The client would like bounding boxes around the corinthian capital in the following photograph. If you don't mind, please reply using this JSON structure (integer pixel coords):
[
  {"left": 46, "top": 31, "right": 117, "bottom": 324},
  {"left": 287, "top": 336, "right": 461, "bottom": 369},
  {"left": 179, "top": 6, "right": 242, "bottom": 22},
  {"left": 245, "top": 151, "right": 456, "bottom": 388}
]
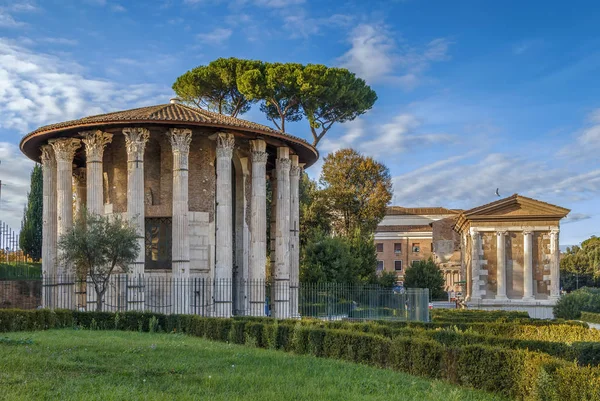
[
  {"left": 250, "top": 139, "right": 268, "bottom": 164},
  {"left": 167, "top": 128, "right": 192, "bottom": 154},
  {"left": 49, "top": 138, "right": 81, "bottom": 162},
  {"left": 216, "top": 132, "right": 235, "bottom": 159},
  {"left": 40, "top": 144, "right": 56, "bottom": 167},
  {"left": 123, "top": 127, "right": 150, "bottom": 161},
  {"left": 80, "top": 130, "right": 113, "bottom": 162}
]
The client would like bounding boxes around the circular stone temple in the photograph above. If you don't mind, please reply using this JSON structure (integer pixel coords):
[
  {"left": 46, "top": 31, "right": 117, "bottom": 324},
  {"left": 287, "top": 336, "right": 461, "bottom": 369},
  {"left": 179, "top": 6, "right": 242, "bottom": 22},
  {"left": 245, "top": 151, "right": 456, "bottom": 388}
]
[{"left": 20, "top": 99, "right": 318, "bottom": 318}]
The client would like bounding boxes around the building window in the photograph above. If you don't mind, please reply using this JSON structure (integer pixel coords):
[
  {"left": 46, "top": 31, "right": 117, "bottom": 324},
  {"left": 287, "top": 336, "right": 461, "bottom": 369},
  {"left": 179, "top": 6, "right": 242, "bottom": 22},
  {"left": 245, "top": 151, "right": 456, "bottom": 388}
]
[
  {"left": 377, "top": 260, "right": 384, "bottom": 272},
  {"left": 412, "top": 243, "right": 421, "bottom": 253},
  {"left": 394, "top": 243, "right": 402, "bottom": 254},
  {"left": 145, "top": 217, "right": 172, "bottom": 270},
  {"left": 394, "top": 260, "right": 402, "bottom": 271},
  {"left": 411, "top": 260, "right": 419, "bottom": 267},
  {"left": 376, "top": 243, "right": 384, "bottom": 252}
]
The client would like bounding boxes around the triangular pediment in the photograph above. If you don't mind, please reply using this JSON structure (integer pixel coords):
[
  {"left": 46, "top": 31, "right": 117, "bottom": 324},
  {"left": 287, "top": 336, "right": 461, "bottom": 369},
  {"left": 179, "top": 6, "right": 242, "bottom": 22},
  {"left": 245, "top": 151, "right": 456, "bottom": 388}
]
[{"left": 463, "top": 194, "right": 570, "bottom": 219}]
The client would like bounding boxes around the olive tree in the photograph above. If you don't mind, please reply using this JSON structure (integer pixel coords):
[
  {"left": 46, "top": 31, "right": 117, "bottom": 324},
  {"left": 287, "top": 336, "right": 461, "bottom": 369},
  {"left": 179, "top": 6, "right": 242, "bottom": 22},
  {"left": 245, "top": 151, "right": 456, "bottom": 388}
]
[{"left": 58, "top": 212, "right": 140, "bottom": 311}]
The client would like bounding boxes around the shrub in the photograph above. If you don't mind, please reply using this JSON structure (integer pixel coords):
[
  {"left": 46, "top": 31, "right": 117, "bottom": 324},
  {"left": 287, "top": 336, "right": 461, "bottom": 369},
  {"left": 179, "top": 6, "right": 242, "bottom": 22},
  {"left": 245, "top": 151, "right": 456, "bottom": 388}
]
[{"left": 581, "top": 311, "right": 600, "bottom": 324}]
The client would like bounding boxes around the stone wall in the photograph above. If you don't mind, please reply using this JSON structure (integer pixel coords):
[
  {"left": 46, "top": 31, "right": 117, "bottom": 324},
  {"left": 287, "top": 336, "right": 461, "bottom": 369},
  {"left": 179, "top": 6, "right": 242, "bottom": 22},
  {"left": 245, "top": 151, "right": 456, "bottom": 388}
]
[
  {"left": 0, "top": 280, "right": 42, "bottom": 309},
  {"left": 481, "top": 232, "right": 495, "bottom": 298},
  {"left": 534, "top": 231, "right": 551, "bottom": 298},
  {"left": 506, "top": 232, "right": 524, "bottom": 298}
]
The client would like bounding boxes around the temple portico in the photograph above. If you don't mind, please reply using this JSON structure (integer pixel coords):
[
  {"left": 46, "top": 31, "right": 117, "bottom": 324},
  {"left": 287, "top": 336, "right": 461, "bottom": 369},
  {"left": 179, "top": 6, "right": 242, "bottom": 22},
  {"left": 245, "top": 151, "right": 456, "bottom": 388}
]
[{"left": 22, "top": 100, "right": 318, "bottom": 316}]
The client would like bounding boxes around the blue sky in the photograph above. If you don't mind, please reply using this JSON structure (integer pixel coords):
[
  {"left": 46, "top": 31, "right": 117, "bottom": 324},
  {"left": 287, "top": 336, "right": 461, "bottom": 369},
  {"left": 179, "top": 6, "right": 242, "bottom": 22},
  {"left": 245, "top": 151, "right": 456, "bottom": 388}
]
[{"left": 0, "top": 0, "right": 598, "bottom": 246}]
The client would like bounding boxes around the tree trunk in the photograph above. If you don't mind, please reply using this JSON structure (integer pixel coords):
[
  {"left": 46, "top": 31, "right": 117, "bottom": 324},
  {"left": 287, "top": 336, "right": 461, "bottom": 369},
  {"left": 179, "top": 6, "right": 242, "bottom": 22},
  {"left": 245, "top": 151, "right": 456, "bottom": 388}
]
[{"left": 96, "top": 287, "right": 106, "bottom": 312}]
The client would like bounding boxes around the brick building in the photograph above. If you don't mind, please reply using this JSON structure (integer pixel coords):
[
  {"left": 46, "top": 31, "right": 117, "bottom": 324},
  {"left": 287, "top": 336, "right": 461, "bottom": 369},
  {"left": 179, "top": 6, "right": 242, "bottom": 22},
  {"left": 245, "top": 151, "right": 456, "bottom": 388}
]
[{"left": 374, "top": 207, "right": 459, "bottom": 286}]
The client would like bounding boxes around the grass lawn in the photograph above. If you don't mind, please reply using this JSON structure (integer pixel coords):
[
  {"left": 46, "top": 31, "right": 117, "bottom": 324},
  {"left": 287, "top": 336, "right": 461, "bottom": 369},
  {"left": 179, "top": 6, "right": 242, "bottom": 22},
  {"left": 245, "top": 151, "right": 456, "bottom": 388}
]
[{"left": 0, "top": 330, "right": 507, "bottom": 401}]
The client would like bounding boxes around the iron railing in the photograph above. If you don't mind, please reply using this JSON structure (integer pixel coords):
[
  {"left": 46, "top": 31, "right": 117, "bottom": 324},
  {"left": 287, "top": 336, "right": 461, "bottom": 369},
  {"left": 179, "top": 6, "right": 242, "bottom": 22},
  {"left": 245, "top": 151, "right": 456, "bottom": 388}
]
[{"left": 1, "top": 274, "right": 430, "bottom": 322}]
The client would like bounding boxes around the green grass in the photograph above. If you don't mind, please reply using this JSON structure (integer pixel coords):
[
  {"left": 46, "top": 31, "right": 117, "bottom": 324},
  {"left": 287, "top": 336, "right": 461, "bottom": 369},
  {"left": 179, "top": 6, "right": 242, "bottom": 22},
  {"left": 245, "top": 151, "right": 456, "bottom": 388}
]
[{"left": 0, "top": 329, "right": 507, "bottom": 401}]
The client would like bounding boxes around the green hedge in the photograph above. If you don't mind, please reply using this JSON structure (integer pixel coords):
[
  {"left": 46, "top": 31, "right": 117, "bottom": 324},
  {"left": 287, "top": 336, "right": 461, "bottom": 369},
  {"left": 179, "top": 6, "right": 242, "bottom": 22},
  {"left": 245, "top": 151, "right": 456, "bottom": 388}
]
[
  {"left": 582, "top": 312, "right": 600, "bottom": 324},
  {"left": 2, "top": 309, "right": 600, "bottom": 400}
]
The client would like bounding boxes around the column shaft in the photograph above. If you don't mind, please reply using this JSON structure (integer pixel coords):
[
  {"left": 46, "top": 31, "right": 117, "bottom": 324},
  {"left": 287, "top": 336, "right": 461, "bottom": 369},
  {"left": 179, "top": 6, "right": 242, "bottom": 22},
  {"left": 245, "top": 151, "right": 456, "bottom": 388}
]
[
  {"left": 523, "top": 230, "right": 534, "bottom": 301},
  {"left": 470, "top": 228, "right": 480, "bottom": 301},
  {"left": 496, "top": 231, "right": 508, "bottom": 300},
  {"left": 168, "top": 128, "right": 192, "bottom": 314},
  {"left": 273, "top": 147, "right": 291, "bottom": 319},
  {"left": 41, "top": 145, "right": 57, "bottom": 308},
  {"left": 249, "top": 139, "right": 268, "bottom": 316},
  {"left": 215, "top": 133, "right": 235, "bottom": 317},
  {"left": 123, "top": 128, "right": 149, "bottom": 277},
  {"left": 550, "top": 228, "right": 560, "bottom": 300},
  {"left": 73, "top": 168, "right": 86, "bottom": 221},
  {"left": 49, "top": 138, "right": 81, "bottom": 309},
  {"left": 289, "top": 155, "right": 301, "bottom": 317},
  {"left": 81, "top": 130, "right": 112, "bottom": 216}
]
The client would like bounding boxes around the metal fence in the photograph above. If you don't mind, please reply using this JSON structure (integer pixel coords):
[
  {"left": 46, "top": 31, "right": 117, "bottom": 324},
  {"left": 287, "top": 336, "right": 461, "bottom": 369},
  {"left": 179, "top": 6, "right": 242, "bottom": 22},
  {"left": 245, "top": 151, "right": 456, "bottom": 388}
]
[
  {"left": 1, "top": 274, "right": 430, "bottom": 322},
  {"left": 0, "top": 220, "right": 30, "bottom": 266}
]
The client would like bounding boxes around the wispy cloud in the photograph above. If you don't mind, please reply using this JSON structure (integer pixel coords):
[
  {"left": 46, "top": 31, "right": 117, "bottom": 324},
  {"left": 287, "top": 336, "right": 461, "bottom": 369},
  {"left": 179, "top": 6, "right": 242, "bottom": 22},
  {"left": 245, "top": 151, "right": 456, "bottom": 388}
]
[
  {"left": 320, "top": 113, "right": 455, "bottom": 156},
  {"left": 0, "top": 38, "right": 168, "bottom": 134},
  {"left": 111, "top": 3, "right": 126, "bottom": 12},
  {"left": 563, "top": 213, "right": 592, "bottom": 224},
  {"left": 338, "top": 23, "right": 451, "bottom": 88},
  {"left": 39, "top": 37, "right": 78, "bottom": 46},
  {"left": 560, "top": 108, "right": 600, "bottom": 159},
  {"left": 513, "top": 39, "right": 544, "bottom": 55},
  {"left": 196, "top": 28, "right": 232, "bottom": 45}
]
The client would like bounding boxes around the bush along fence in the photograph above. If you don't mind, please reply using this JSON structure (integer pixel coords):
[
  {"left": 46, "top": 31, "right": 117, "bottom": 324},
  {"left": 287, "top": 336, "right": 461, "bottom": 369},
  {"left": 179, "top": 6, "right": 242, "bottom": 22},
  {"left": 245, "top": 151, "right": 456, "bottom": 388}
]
[
  {"left": 3, "top": 275, "right": 430, "bottom": 322},
  {"left": 1, "top": 309, "right": 599, "bottom": 400}
]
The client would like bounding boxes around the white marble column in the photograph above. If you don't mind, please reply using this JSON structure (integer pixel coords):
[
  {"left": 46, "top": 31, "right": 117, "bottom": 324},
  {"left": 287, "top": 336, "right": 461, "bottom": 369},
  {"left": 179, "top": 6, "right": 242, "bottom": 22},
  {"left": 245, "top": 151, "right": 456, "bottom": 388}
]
[
  {"left": 73, "top": 168, "right": 86, "bottom": 221},
  {"left": 523, "top": 229, "right": 534, "bottom": 301},
  {"left": 470, "top": 227, "right": 481, "bottom": 301},
  {"left": 549, "top": 228, "right": 560, "bottom": 300},
  {"left": 81, "top": 130, "right": 112, "bottom": 216},
  {"left": 249, "top": 139, "right": 268, "bottom": 316},
  {"left": 496, "top": 230, "right": 508, "bottom": 300},
  {"left": 289, "top": 155, "right": 301, "bottom": 317},
  {"left": 168, "top": 128, "right": 192, "bottom": 314},
  {"left": 273, "top": 146, "right": 291, "bottom": 319},
  {"left": 41, "top": 145, "right": 57, "bottom": 308},
  {"left": 123, "top": 128, "right": 149, "bottom": 311},
  {"left": 215, "top": 132, "right": 235, "bottom": 317},
  {"left": 49, "top": 138, "right": 81, "bottom": 309}
]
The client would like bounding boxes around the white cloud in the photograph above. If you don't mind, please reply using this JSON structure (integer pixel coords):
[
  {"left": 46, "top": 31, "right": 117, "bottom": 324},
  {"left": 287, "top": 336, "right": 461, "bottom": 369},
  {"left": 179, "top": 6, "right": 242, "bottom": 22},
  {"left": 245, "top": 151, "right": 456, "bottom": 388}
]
[
  {"left": 0, "top": 11, "right": 25, "bottom": 27},
  {"left": 563, "top": 213, "right": 592, "bottom": 224},
  {"left": 391, "top": 152, "right": 600, "bottom": 209},
  {"left": 283, "top": 12, "right": 353, "bottom": 39},
  {"left": 196, "top": 28, "right": 232, "bottom": 45},
  {"left": 0, "top": 38, "right": 168, "bottom": 133},
  {"left": 0, "top": 141, "right": 35, "bottom": 230},
  {"left": 338, "top": 23, "right": 451, "bottom": 88},
  {"left": 111, "top": 4, "right": 126, "bottom": 12},
  {"left": 39, "top": 37, "right": 78, "bottom": 46},
  {"left": 253, "top": 0, "right": 304, "bottom": 7},
  {"left": 560, "top": 108, "right": 600, "bottom": 159},
  {"left": 320, "top": 113, "right": 455, "bottom": 157}
]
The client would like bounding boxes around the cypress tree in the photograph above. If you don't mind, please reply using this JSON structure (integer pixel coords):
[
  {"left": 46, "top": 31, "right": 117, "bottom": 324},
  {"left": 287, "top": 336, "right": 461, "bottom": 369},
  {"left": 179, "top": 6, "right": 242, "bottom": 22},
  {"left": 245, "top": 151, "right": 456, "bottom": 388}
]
[{"left": 19, "top": 165, "right": 43, "bottom": 262}]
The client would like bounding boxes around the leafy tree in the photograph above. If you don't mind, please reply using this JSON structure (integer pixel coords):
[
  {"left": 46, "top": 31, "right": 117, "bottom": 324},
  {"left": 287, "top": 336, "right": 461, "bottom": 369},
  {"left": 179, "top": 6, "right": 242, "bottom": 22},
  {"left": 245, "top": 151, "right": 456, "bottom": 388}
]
[
  {"left": 239, "top": 62, "right": 303, "bottom": 132},
  {"left": 172, "top": 57, "right": 260, "bottom": 117},
  {"left": 19, "top": 165, "right": 43, "bottom": 262},
  {"left": 403, "top": 259, "right": 446, "bottom": 300},
  {"left": 298, "top": 65, "right": 377, "bottom": 147},
  {"left": 561, "top": 236, "right": 600, "bottom": 278},
  {"left": 377, "top": 271, "right": 398, "bottom": 288},
  {"left": 300, "top": 233, "right": 359, "bottom": 284},
  {"left": 319, "top": 148, "right": 393, "bottom": 237},
  {"left": 58, "top": 212, "right": 140, "bottom": 311},
  {"left": 299, "top": 172, "right": 331, "bottom": 247}
]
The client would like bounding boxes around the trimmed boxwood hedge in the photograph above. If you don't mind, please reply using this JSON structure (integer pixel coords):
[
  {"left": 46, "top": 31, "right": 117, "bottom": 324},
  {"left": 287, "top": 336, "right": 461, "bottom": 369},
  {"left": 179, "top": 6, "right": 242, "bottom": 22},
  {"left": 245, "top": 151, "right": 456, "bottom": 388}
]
[
  {"left": 1, "top": 309, "right": 600, "bottom": 400},
  {"left": 582, "top": 311, "right": 600, "bottom": 324}
]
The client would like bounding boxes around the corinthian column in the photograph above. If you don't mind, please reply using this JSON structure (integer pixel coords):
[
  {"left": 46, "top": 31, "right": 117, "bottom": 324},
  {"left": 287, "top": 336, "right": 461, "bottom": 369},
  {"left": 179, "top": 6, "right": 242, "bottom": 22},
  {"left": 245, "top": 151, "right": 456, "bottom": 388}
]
[
  {"left": 81, "top": 130, "right": 112, "bottom": 216},
  {"left": 168, "top": 128, "right": 192, "bottom": 314},
  {"left": 123, "top": 128, "right": 149, "bottom": 312},
  {"left": 215, "top": 132, "right": 235, "bottom": 317},
  {"left": 249, "top": 139, "right": 268, "bottom": 316},
  {"left": 41, "top": 145, "right": 57, "bottom": 308},
  {"left": 289, "top": 155, "right": 301, "bottom": 317},
  {"left": 470, "top": 227, "right": 481, "bottom": 301},
  {"left": 49, "top": 138, "right": 81, "bottom": 309},
  {"left": 523, "top": 229, "right": 534, "bottom": 301},
  {"left": 123, "top": 128, "right": 150, "bottom": 276},
  {"left": 273, "top": 146, "right": 291, "bottom": 319},
  {"left": 496, "top": 231, "right": 508, "bottom": 300},
  {"left": 549, "top": 228, "right": 560, "bottom": 301}
]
